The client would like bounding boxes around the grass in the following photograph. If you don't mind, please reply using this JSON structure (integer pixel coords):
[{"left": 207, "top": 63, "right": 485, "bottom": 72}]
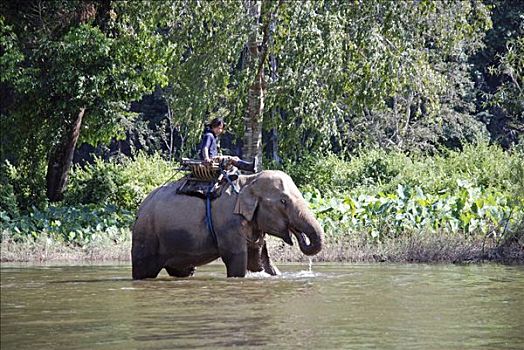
[
  {"left": 0, "top": 230, "right": 131, "bottom": 263},
  {"left": 2, "top": 228, "right": 522, "bottom": 264},
  {"left": 267, "top": 232, "right": 524, "bottom": 264}
]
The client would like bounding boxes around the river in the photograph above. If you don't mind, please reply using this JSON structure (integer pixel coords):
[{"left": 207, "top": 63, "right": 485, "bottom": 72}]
[{"left": 1, "top": 263, "right": 523, "bottom": 349}]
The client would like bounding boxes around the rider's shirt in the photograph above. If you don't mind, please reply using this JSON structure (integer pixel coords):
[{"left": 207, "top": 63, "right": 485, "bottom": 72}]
[{"left": 199, "top": 127, "right": 218, "bottom": 159}]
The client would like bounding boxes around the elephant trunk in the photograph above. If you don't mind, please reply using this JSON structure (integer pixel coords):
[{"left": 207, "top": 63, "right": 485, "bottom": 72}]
[{"left": 291, "top": 208, "right": 324, "bottom": 256}]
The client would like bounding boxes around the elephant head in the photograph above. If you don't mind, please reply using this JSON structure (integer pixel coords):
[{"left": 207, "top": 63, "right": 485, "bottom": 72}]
[{"left": 234, "top": 170, "right": 323, "bottom": 255}]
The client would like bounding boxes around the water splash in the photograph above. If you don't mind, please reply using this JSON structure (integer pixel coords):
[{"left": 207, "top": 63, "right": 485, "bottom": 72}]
[
  {"left": 246, "top": 271, "right": 274, "bottom": 279},
  {"left": 246, "top": 260, "right": 317, "bottom": 279},
  {"left": 291, "top": 258, "right": 317, "bottom": 278}
]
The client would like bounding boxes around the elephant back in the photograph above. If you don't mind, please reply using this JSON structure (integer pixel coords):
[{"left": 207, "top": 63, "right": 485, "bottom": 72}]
[{"left": 176, "top": 176, "right": 227, "bottom": 200}]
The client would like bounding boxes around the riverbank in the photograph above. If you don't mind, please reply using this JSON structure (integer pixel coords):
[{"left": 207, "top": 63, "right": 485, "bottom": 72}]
[
  {"left": 268, "top": 233, "right": 524, "bottom": 264},
  {"left": 2, "top": 231, "right": 522, "bottom": 264}
]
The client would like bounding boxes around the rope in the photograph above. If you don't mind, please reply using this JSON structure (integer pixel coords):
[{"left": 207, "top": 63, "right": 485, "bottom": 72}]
[{"left": 159, "top": 168, "right": 182, "bottom": 187}]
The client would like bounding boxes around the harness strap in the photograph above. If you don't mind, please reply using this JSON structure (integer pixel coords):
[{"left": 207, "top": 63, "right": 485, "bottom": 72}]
[
  {"left": 205, "top": 184, "right": 218, "bottom": 245},
  {"left": 221, "top": 169, "right": 240, "bottom": 194},
  {"left": 204, "top": 165, "right": 240, "bottom": 246}
]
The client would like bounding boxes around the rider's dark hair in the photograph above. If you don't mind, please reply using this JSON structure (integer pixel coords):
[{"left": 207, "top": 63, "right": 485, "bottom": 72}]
[{"left": 207, "top": 117, "right": 226, "bottom": 129}]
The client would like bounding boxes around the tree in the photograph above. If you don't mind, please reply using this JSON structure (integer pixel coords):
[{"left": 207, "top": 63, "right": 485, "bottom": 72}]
[
  {"left": 1, "top": 0, "right": 508, "bottom": 210},
  {"left": 1, "top": 1, "right": 171, "bottom": 202},
  {"left": 488, "top": 36, "right": 524, "bottom": 131},
  {"left": 261, "top": 0, "right": 492, "bottom": 156},
  {"left": 128, "top": 0, "right": 494, "bottom": 162},
  {"left": 473, "top": 0, "right": 524, "bottom": 147},
  {"left": 134, "top": 1, "right": 251, "bottom": 160}
]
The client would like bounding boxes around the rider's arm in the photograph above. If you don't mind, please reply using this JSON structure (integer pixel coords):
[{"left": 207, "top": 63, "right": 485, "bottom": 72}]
[{"left": 202, "top": 147, "right": 211, "bottom": 163}]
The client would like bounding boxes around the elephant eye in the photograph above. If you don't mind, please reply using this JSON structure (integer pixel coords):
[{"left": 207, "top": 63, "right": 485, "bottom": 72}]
[{"left": 280, "top": 198, "right": 287, "bottom": 205}]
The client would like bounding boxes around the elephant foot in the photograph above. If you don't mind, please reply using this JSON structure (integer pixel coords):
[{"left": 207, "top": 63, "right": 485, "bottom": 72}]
[
  {"left": 165, "top": 266, "right": 196, "bottom": 278},
  {"left": 132, "top": 257, "right": 163, "bottom": 280}
]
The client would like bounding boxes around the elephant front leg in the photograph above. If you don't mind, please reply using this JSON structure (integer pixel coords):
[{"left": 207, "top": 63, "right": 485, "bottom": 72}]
[
  {"left": 260, "top": 242, "right": 280, "bottom": 276},
  {"left": 247, "top": 240, "right": 280, "bottom": 276},
  {"left": 222, "top": 252, "right": 247, "bottom": 277},
  {"left": 247, "top": 244, "right": 264, "bottom": 272}
]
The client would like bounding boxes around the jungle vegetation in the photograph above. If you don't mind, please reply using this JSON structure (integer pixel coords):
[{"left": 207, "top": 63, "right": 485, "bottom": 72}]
[{"left": 1, "top": 0, "right": 523, "bottom": 261}]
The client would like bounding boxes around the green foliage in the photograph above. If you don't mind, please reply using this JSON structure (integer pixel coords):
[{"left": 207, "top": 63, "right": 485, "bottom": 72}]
[
  {"left": 1, "top": 1, "right": 172, "bottom": 203},
  {"left": 1, "top": 1, "right": 522, "bottom": 255},
  {"left": 277, "top": 153, "right": 343, "bottom": 193},
  {"left": 266, "top": 0, "right": 493, "bottom": 155},
  {"left": 2, "top": 152, "right": 179, "bottom": 244},
  {"left": 3, "top": 145, "right": 521, "bottom": 251},
  {"left": 65, "top": 158, "right": 136, "bottom": 210},
  {"left": 0, "top": 16, "right": 24, "bottom": 84},
  {"left": 151, "top": 0, "right": 251, "bottom": 157},
  {"left": 306, "top": 182, "right": 522, "bottom": 243},
  {"left": 65, "top": 152, "right": 180, "bottom": 211},
  {"left": 0, "top": 160, "right": 47, "bottom": 216},
  {"left": 0, "top": 162, "right": 19, "bottom": 221},
  {"left": 488, "top": 36, "right": 524, "bottom": 118},
  {"left": 283, "top": 143, "right": 524, "bottom": 241},
  {"left": 2, "top": 204, "right": 133, "bottom": 246},
  {"left": 117, "top": 0, "right": 498, "bottom": 160},
  {"left": 283, "top": 141, "right": 520, "bottom": 196},
  {"left": 279, "top": 149, "right": 401, "bottom": 194},
  {"left": 472, "top": 0, "right": 524, "bottom": 146}
]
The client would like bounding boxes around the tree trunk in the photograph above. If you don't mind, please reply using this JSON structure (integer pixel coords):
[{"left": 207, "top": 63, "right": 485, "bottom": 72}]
[
  {"left": 268, "top": 126, "right": 282, "bottom": 164},
  {"left": 267, "top": 37, "right": 280, "bottom": 163},
  {"left": 242, "top": 0, "right": 263, "bottom": 170},
  {"left": 242, "top": 0, "right": 282, "bottom": 172},
  {"left": 44, "top": 1, "right": 112, "bottom": 202},
  {"left": 46, "top": 108, "right": 85, "bottom": 202},
  {"left": 244, "top": 71, "right": 265, "bottom": 170}
]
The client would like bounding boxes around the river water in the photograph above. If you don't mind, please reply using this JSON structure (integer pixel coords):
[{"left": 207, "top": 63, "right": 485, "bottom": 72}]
[{"left": 1, "top": 263, "right": 523, "bottom": 350}]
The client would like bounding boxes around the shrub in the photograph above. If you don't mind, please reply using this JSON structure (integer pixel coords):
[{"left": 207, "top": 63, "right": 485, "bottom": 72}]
[
  {"left": 0, "top": 159, "right": 47, "bottom": 215},
  {"left": 4, "top": 142, "right": 521, "bottom": 250},
  {"left": 65, "top": 152, "right": 181, "bottom": 211},
  {"left": 278, "top": 142, "right": 523, "bottom": 243},
  {"left": 305, "top": 183, "right": 523, "bottom": 243},
  {"left": 2, "top": 152, "right": 182, "bottom": 244},
  {"left": 279, "top": 141, "right": 522, "bottom": 198},
  {"left": 0, "top": 161, "right": 19, "bottom": 221}
]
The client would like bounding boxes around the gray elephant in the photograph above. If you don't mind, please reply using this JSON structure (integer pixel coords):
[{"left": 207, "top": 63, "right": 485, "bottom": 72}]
[{"left": 131, "top": 170, "right": 324, "bottom": 279}]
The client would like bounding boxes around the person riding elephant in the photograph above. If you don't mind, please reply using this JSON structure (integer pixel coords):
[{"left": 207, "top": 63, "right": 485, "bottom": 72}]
[
  {"left": 131, "top": 170, "right": 324, "bottom": 279},
  {"left": 199, "top": 117, "right": 256, "bottom": 172}
]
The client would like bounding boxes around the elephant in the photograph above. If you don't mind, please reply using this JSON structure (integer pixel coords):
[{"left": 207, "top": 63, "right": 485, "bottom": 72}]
[{"left": 131, "top": 170, "right": 324, "bottom": 279}]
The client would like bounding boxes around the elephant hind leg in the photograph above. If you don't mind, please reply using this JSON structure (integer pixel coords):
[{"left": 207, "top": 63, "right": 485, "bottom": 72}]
[
  {"left": 132, "top": 255, "right": 163, "bottom": 279},
  {"left": 131, "top": 231, "right": 162, "bottom": 280},
  {"left": 165, "top": 266, "right": 196, "bottom": 278}
]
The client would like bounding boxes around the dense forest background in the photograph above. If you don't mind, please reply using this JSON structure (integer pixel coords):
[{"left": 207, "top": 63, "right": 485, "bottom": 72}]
[{"left": 1, "top": 0, "right": 523, "bottom": 259}]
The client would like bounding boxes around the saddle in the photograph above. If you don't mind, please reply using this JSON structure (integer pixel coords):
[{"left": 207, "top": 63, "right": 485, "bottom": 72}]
[{"left": 176, "top": 158, "right": 238, "bottom": 199}]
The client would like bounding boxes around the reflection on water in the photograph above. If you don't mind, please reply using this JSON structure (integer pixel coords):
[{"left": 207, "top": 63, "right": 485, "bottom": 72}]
[{"left": 1, "top": 263, "right": 523, "bottom": 349}]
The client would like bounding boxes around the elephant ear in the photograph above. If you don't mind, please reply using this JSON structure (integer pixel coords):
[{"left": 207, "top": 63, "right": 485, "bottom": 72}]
[{"left": 234, "top": 186, "right": 259, "bottom": 222}]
